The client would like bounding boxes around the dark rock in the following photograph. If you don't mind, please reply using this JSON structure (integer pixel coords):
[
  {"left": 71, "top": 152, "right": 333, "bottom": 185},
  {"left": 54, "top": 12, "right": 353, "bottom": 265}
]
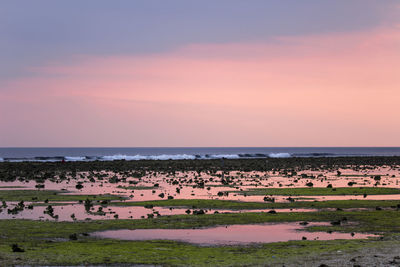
[
  {"left": 11, "top": 244, "right": 24, "bottom": 252},
  {"left": 69, "top": 233, "right": 78, "bottom": 240}
]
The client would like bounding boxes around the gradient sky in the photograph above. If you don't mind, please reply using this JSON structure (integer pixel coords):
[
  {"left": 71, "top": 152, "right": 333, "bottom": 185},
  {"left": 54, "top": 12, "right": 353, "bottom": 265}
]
[{"left": 1, "top": 0, "right": 399, "bottom": 147}]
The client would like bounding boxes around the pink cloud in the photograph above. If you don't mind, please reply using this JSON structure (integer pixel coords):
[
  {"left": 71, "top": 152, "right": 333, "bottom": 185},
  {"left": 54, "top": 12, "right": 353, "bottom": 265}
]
[{"left": 1, "top": 26, "right": 400, "bottom": 146}]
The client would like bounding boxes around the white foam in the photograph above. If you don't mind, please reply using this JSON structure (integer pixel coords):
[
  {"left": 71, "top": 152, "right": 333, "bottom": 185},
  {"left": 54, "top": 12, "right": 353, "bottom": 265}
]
[
  {"left": 101, "top": 154, "right": 144, "bottom": 161},
  {"left": 65, "top": 156, "right": 86, "bottom": 161},
  {"left": 206, "top": 154, "right": 241, "bottom": 159},
  {"left": 268, "top": 153, "right": 291, "bottom": 158},
  {"left": 0, "top": 152, "right": 294, "bottom": 162},
  {"left": 101, "top": 154, "right": 197, "bottom": 161},
  {"left": 148, "top": 154, "right": 196, "bottom": 160}
]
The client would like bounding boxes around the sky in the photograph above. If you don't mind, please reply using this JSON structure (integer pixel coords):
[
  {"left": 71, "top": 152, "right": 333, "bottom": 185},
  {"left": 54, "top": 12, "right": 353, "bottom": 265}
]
[{"left": 0, "top": 0, "right": 399, "bottom": 147}]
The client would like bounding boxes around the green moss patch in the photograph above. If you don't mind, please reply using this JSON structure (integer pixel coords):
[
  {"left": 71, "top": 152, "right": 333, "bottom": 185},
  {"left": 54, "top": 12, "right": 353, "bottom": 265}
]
[
  {"left": 109, "top": 198, "right": 400, "bottom": 210},
  {"left": 233, "top": 187, "right": 400, "bottom": 196},
  {"left": 0, "top": 238, "right": 384, "bottom": 266},
  {"left": 0, "top": 189, "right": 124, "bottom": 202},
  {"left": 1, "top": 208, "right": 400, "bottom": 265}
]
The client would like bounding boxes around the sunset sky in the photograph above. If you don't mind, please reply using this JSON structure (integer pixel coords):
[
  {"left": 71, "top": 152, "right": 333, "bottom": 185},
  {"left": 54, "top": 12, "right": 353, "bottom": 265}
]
[{"left": 1, "top": 0, "right": 399, "bottom": 147}]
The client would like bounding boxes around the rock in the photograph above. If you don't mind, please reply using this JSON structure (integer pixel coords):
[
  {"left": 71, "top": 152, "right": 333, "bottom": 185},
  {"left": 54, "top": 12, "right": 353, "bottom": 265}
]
[
  {"left": 263, "top": 196, "right": 275, "bottom": 202},
  {"left": 330, "top": 220, "right": 341, "bottom": 226},
  {"left": 11, "top": 244, "right": 24, "bottom": 252},
  {"left": 193, "top": 209, "right": 205, "bottom": 215}
]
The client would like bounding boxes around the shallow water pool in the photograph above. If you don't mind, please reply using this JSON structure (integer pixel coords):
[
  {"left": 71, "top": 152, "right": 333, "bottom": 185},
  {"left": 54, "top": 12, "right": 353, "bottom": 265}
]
[{"left": 92, "top": 222, "right": 377, "bottom": 245}]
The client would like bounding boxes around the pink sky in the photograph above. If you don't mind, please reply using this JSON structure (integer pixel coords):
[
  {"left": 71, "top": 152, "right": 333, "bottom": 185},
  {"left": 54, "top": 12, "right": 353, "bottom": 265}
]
[{"left": 1, "top": 25, "right": 400, "bottom": 146}]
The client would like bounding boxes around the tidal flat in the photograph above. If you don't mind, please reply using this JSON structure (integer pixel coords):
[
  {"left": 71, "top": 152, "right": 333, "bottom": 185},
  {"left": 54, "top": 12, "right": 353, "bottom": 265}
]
[{"left": 1, "top": 157, "right": 400, "bottom": 266}]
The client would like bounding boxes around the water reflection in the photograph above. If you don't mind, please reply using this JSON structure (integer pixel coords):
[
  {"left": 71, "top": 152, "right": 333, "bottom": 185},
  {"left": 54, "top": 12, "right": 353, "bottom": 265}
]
[
  {"left": 0, "top": 166, "right": 399, "bottom": 220},
  {"left": 92, "top": 222, "right": 377, "bottom": 245}
]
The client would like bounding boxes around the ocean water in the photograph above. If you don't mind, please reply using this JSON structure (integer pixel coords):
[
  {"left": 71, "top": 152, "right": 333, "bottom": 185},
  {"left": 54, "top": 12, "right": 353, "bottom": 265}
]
[{"left": 0, "top": 147, "right": 399, "bottom": 162}]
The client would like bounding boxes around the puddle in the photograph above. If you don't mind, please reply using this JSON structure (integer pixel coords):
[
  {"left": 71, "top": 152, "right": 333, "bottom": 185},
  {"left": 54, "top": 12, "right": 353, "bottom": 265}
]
[
  {"left": 1, "top": 166, "right": 400, "bottom": 220},
  {"left": 91, "top": 222, "right": 377, "bottom": 245},
  {"left": 0, "top": 203, "right": 316, "bottom": 221}
]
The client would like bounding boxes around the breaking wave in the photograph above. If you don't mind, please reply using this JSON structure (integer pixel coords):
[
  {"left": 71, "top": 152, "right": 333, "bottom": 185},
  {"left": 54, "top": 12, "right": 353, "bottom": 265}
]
[
  {"left": 101, "top": 154, "right": 198, "bottom": 161},
  {"left": 0, "top": 153, "right": 284, "bottom": 162},
  {"left": 0, "top": 151, "right": 392, "bottom": 162},
  {"left": 268, "top": 153, "right": 291, "bottom": 158},
  {"left": 65, "top": 156, "right": 87, "bottom": 161}
]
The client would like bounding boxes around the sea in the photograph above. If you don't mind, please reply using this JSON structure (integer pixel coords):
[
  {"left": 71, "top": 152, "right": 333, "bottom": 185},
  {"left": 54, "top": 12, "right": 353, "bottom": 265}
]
[{"left": 0, "top": 147, "right": 400, "bottom": 162}]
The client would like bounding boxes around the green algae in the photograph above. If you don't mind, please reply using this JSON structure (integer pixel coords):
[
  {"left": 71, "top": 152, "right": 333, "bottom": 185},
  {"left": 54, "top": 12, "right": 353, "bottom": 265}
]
[
  {"left": 1, "top": 206, "right": 400, "bottom": 266},
  {"left": 0, "top": 209, "right": 397, "bottom": 266},
  {"left": 110, "top": 198, "right": 400, "bottom": 210},
  {"left": 0, "top": 238, "right": 386, "bottom": 266},
  {"left": 232, "top": 187, "right": 400, "bottom": 196},
  {"left": 0, "top": 189, "right": 124, "bottom": 202}
]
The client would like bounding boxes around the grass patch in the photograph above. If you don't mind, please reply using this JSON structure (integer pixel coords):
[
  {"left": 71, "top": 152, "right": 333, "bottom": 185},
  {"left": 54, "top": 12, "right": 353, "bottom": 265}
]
[
  {"left": 0, "top": 190, "right": 124, "bottom": 202},
  {"left": 110, "top": 199, "right": 276, "bottom": 209},
  {"left": 232, "top": 187, "right": 400, "bottom": 196},
  {"left": 110, "top": 199, "right": 400, "bottom": 210},
  {"left": 1, "top": 210, "right": 399, "bottom": 237},
  {"left": 1, "top": 209, "right": 399, "bottom": 265},
  {"left": 0, "top": 237, "right": 385, "bottom": 266}
]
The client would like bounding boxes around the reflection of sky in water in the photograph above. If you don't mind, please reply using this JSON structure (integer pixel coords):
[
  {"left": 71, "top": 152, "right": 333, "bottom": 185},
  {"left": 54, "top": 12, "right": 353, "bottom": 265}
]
[
  {"left": 0, "top": 166, "right": 400, "bottom": 220},
  {"left": 0, "top": 204, "right": 316, "bottom": 221},
  {"left": 92, "top": 222, "right": 378, "bottom": 245}
]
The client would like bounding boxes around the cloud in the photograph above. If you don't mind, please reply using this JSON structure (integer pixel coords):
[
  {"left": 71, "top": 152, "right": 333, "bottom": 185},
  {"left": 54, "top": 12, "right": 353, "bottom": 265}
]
[{"left": 1, "top": 25, "right": 400, "bottom": 146}]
